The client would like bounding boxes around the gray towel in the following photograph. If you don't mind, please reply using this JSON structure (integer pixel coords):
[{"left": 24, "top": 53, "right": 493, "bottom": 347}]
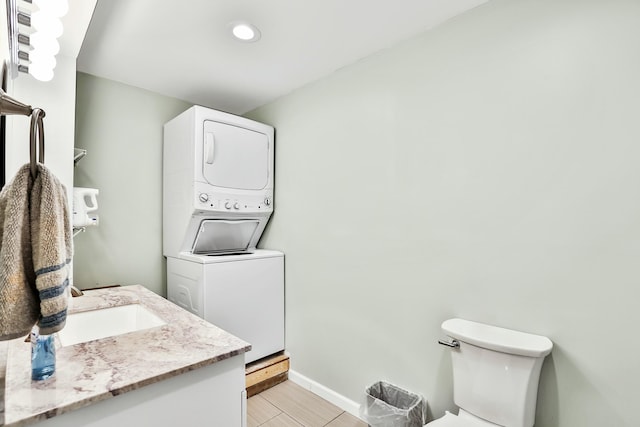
[{"left": 0, "top": 164, "right": 72, "bottom": 340}]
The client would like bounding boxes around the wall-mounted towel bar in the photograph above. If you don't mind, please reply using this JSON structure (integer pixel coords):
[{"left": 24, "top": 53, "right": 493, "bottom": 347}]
[
  {"left": 0, "top": 83, "right": 46, "bottom": 180},
  {"left": 0, "top": 86, "right": 32, "bottom": 116}
]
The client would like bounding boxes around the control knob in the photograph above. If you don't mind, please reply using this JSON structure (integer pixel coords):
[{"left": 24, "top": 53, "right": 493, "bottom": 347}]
[
  {"left": 224, "top": 200, "right": 232, "bottom": 209},
  {"left": 199, "top": 193, "right": 209, "bottom": 203},
  {"left": 233, "top": 202, "right": 240, "bottom": 210},
  {"left": 264, "top": 197, "right": 271, "bottom": 206}
]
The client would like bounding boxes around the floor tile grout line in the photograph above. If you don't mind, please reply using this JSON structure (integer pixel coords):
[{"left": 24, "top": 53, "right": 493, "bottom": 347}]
[
  {"left": 259, "top": 394, "right": 285, "bottom": 416},
  {"left": 266, "top": 411, "right": 307, "bottom": 427},
  {"left": 253, "top": 382, "right": 360, "bottom": 427},
  {"left": 248, "top": 393, "right": 283, "bottom": 427},
  {"left": 256, "top": 394, "right": 309, "bottom": 427},
  {"left": 255, "top": 411, "right": 282, "bottom": 427},
  {"left": 258, "top": 393, "right": 319, "bottom": 427},
  {"left": 322, "top": 410, "right": 346, "bottom": 426},
  {"left": 260, "top": 395, "right": 329, "bottom": 427}
]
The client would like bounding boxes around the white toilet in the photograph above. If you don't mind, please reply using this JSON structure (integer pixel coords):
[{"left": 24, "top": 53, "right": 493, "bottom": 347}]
[{"left": 429, "top": 318, "right": 553, "bottom": 427}]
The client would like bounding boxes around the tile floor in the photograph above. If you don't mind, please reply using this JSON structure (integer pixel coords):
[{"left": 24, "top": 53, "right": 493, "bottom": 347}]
[{"left": 248, "top": 380, "right": 367, "bottom": 427}]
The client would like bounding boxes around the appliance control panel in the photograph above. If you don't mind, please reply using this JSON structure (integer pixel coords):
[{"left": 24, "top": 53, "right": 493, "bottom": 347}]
[{"left": 194, "top": 183, "right": 272, "bottom": 213}]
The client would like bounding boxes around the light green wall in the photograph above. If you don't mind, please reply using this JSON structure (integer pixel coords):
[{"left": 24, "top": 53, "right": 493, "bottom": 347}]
[
  {"left": 247, "top": 0, "right": 640, "bottom": 425},
  {"left": 74, "top": 73, "right": 190, "bottom": 295}
]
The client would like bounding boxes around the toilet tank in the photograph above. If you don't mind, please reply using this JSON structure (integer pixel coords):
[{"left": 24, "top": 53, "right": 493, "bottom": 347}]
[{"left": 442, "top": 319, "right": 553, "bottom": 427}]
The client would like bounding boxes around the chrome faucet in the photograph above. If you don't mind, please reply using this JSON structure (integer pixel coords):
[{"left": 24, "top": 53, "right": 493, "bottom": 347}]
[{"left": 70, "top": 286, "right": 84, "bottom": 297}]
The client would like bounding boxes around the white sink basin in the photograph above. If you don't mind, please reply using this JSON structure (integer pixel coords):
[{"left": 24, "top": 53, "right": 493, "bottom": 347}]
[{"left": 58, "top": 304, "right": 166, "bottom": 347}]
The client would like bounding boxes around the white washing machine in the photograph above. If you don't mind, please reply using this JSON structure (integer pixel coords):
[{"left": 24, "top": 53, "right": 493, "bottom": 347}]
[{"left": 167, "top": 250, "right": 284, "bottom": 363}]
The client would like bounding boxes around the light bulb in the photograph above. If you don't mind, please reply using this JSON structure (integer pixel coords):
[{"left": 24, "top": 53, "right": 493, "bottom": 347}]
[
  {"left": 29, "top": 50, "right": 56, "bottom": 81},
  {"left": 30, "top": 32, "right": 60, "bottom": 56},
  {"left": 30, "top": 50, "right": 57, "bottom": 71},
  {"left": 31, "top": 11, "right": 63, "bottom": 38},
  {"left": 29, "top": 64, "right": 54, "bottom": 82},
  {"left": 232, "top": 24, "right": 254, "bottom": 40},
  {"left": 229, "top": 22, "right": 261, "bottom": 42},
  {"left": 34, "top": 0, "right": 69, "bottom": 18}
]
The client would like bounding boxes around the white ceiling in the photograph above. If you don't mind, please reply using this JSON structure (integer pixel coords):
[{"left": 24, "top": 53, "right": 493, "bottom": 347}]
[{"left": 77, "top": 0, "right": 487, "bottom": 115}]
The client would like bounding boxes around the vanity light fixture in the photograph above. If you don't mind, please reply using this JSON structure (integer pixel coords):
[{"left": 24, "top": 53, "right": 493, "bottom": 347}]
[
  {"left": 31, "top": 0, "right": 68, "bottom": 18},
  {"left": 5, "top": 0, "right": 68, "bottom": 81},
  {"left": 229, "top": 21, "right": 261, "bottom": 43}
]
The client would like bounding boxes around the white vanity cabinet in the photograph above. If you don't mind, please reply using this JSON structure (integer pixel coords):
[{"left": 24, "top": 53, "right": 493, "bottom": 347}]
[
  {"left": 2, "top": 286, "right": 250, "bottom": 427},
  {"left": 38, "top": 356, "right": 246, "bottom": 427}
]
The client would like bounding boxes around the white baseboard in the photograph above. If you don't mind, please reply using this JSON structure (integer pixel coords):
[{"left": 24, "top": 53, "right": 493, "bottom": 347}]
[{"left": 288, "top": 369, "right": 364, "bottom": 420}]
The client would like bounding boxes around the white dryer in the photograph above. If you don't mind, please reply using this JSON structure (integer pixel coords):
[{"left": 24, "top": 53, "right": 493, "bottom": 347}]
[
  {"left": 167, "top": 250, "right": 284, "bottom": 363},
  {"left": 163, "top": 105, "right": 274, "bottom": 257}
]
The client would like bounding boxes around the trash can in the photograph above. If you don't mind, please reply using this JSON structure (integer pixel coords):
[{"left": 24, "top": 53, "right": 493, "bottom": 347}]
[{"left": 361, "top": 381, "right": 426, "bottom": 427}]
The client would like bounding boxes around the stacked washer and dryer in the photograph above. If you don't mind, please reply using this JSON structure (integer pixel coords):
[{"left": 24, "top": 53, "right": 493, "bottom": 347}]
[{"left": 162, "top": 106, "right": 283, "bottom": 363}]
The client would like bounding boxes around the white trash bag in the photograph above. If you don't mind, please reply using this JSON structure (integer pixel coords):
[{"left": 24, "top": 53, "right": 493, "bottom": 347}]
[{"left": 361, "top": 381, "right": 427, "bottom": 427}]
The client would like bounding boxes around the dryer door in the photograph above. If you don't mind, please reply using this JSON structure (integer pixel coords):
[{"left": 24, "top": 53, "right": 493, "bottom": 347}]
[{"left": 202, "top": 120, "right": 269, "bottom": 190}]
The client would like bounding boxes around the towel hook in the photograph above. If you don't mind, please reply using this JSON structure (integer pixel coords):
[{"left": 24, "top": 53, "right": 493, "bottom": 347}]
[{"left": 29, "top": 108, "right": 45, "bottom": 179}]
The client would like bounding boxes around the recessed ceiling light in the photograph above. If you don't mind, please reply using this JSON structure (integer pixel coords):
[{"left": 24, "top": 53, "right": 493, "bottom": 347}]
[{"left": 229, "top": 21, "right": 261, "bottom": 43}]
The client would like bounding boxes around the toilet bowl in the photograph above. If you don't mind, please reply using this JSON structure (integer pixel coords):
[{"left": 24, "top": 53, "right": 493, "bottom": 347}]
[{"left": 428, "top": 318, "right": 553, "bottom": 427}]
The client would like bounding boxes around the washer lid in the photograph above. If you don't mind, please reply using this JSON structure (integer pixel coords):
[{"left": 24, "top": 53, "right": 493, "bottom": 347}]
[
  {"left": 177, "top": 249, "right": 284, "bottom": 264},
  {"left": 442, "top": 318, "right": 553, "bottom": 358}
]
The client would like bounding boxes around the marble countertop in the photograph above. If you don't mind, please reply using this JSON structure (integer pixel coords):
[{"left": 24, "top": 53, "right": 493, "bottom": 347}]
[
  {"left": 1, "top": 341, "right": 7, "bottom": 426},
  {"left": 1, "top": 285, "right": 250, "bottom": 427}
]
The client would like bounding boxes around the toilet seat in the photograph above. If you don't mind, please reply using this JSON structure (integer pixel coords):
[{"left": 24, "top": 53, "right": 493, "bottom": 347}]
[{"left": 428, "top": 411, "right": 501, "bottom": 427}]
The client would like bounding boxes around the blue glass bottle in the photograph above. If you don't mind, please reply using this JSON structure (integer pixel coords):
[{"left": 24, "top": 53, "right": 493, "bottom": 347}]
[{"left": 31, "top": 326, "right": 56, "bottom": 381}]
